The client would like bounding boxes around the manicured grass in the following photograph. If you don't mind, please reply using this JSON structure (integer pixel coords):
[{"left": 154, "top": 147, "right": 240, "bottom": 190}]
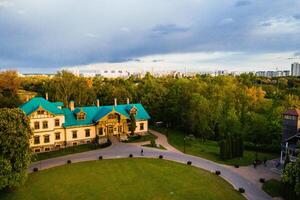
[
  {"left": 125, "top": 132, "right": 157, "bottom": 143},
  {"left": 0, "top": 158, "right": 245, "bottom": 200},
  {"left": 34, "top": 142, "right": 111, "bottom": 161},
  {"left": 152, "top": 127, "right": 277, "bottom": 166},
  {"left": 262, "top": 179, "right": 283, "bottom": 198},
  {"left": 142, "top": 143, "right": 167, "bottom": 150}
]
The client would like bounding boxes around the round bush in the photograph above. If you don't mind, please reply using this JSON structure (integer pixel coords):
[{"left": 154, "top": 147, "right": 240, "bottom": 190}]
[
  {"left": 259, "top": 178, "right": 265, "bottom": 183},
  {"left": 33, "top": 167, "right": 38, "bottom": 172},
  {"left": 129, "top": 154, "right": 133, "bottom": 158},
  {"left": 187, "top": 161, "right": 192, "bottom": 165},
  {"left": 99, "top": 156, "right": 103, "bottom": 160},
  {"left": 159, "top": 155, "right": 163, "bottom": 159},
  {"left": 238, "top": 188, "right": 245, "bottom": 193},
  {"left": 67, "top": 160, "right": 72, "bottom": 164},
  {"left": 215, "top": 170, "right": 221, "bottom": 175}
]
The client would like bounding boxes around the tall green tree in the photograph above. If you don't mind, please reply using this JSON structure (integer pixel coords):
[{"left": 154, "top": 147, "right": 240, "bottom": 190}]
[{"left": 0, "top": 108, "right": 32, "bottom": 190}]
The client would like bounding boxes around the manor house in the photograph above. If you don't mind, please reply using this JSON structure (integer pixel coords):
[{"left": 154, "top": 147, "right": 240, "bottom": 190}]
[{"left": 20, "top": 97, "right": 150, "bottom": 153}]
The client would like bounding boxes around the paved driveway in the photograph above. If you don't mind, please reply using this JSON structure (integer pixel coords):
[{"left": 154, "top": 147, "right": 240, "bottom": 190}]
[{"left": 30, "top": 132, "right": 273, "bottom": 200}]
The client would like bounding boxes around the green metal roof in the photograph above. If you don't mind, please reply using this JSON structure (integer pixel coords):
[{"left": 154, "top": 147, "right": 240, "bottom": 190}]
[
  {"left": 20, "top": 97, "right": 64, "bottom": 115},
  {"left": 20, "top": 97, "right": 151, "bottom": 128}
]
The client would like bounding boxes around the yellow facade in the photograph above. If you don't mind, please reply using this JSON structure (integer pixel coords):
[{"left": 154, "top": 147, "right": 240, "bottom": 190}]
[{"left": 29, "top": 109, "right": 148, "bottom": 153}]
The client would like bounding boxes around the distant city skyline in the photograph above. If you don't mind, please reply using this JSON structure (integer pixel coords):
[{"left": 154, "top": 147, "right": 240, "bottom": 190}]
[{"left": 0, "top": 0, "right": 300, "bottom": 73}]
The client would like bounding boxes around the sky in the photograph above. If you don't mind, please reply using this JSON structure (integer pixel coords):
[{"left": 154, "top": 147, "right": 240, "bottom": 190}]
[{"left": 0, "top": 0, "right": 300, "bottom": 73}]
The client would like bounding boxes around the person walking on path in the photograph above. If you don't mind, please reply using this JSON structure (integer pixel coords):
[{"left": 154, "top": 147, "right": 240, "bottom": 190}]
[{"left": 141, "top": 148, "right": 144, "bottom": 156}]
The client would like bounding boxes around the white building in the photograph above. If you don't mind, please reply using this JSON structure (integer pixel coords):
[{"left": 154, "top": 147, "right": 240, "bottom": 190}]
[{"left": 291, "top": 62, "right": 300, "bottom": 76}]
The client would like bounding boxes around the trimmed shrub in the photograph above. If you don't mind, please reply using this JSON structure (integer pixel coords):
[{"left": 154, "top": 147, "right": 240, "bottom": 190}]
[
  {"left": 99, "top": 156, "right": 103, "bottom": 160},
  {"left": 215, "top": 170, "right": 221, "bottom": 175},
  {"left": 187, "top": 161, "right": 192, "bottom": 165},
  {"left": 234, "top": 164, "right": 239, "bottom": 168},
  {"left": 159, "top": 155, "right": 163, "bottom": 159},
  {"left": 150, "top": 139, "right": 156, "bottom": 147},
  {"left": 129, "top": 154, "right": 133, "bottom": 158},
  {"left": 238, "top": 188, "right": 245, "bottom": 193},
  {"left": 259, "top": 178, "right": 265, "bottom": 183},
  {"left": 33, "top": 167, "right": 38, "bottom": 172},
  {"left": 67, "top": 160, "right": 71, "bottom": 164}
]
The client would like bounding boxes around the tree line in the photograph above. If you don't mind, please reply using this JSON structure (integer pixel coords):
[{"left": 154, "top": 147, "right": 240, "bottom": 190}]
[{"left": 2, "top": 70, "right": 300, "bottom": 153}]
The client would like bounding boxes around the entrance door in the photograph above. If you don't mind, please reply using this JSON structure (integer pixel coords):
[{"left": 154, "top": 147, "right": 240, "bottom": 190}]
[{"left": 108, "top": 126, "right": 114, "bottom": 137}]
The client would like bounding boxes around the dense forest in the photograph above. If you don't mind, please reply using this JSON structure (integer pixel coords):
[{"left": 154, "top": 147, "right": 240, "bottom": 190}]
[{"left": 2, "top": 70, "right": 300, "bottom": 153}]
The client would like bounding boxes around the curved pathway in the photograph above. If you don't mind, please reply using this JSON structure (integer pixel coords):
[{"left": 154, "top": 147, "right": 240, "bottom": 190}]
[{"left": 30, "top": 132, "right": 273, "bottom": 200}]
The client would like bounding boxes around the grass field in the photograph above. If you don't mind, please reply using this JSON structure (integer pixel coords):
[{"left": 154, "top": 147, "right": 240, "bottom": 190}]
[
  {"left": 125, "top": 132, "right": 157, "bottom": 143},
  {"left": 34, "top": 142, "right": 111, "bottom": 161},
  {"left": 152, "top": 127, "right": 277, "bottom": 166},
  {"left": 0, "top": 158, "right": 245, "bottom": 200}
]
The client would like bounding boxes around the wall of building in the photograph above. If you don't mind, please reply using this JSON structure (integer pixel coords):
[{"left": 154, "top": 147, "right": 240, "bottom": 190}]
[{"left": 65, "top": 125, "right": 96, "bottom": 146}]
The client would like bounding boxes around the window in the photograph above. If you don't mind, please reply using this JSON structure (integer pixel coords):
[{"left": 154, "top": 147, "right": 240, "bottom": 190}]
[
  {"left": 44, "top": 135, "right": 50, "bottom": 143},
  {"left": 34, "top": 136, "right": 40, "bottom": 144},
  {"left": 34, "top": 122, "right": 40, "bottom": 129},
  {"left": 55, "top": 119, "right": 60, "bottom": 126},
  {"left": 128, "top": 125, "right": 132, "bottom": 132},
  {"left": 284, "top": 115, "right": 297, "bottom": 120},
  {"left": 108, "top": 114, "right": 117, "bottom": 119},
  {"left": 85, "top": 129, "right": 90, "bottom": 137},
  {"left": 86, "top": 140, "right": 91, "bottom": 143},
  {"left": 45, "top": 148, "right": 50, "bottom": 151},
  {"left": 73, "top": 142, "right": 77, "bottom": 146},
  {"left": 37, "top": 110, "right": 45, "bottom": 115},
  {"left": 77, "top": 112, "right": 86, "bottom": 120},
  {"left": 72, "top": 131, "right": 77, "bottom": 139},
  {"left": 34, "top": 149, "right": 40, "bottom": 153},
  {"left": 56, "top": 145, "right": 61, "bottom": 148},
  {"left": 55, "top": 132, "right": 60, "bottom": 140},
  {"left": 98, "top": 128, "right": 104, "bottom": 135},
  {"left": 140, "top": 123, "right": 144, "bottom": 130},
  {"left": 42, "top": 121, "right": 48, "bottom": 129}
]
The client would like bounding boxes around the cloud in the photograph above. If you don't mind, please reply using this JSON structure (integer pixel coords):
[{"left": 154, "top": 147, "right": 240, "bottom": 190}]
[
  {"left": 293, "top": 14, "right": 300, "bottom": 20},
  {"left": 0, "top": 0, "right": 300, "bottom": 72},
  {"left": 234, "top": 0, "right": 251, "bottom": 7},
  {"left": 0, "top": 0, "right": 14, "bottom": 8},
  {"left": 151, "top": 24, "right": 190, "bottom": 35},
  {"left": 219, "top": 18, "right": 234, "bottom": 25},
  {"left": 294, "top": 52, "right": 300, "bottom": 56}
]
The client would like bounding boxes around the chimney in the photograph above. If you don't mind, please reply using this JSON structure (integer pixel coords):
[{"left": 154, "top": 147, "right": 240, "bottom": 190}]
[
  {"left": 114, "top": 98, "right": 117, "bottom": 106},
  {"left": 45, "top": 92, "right": 48, "bottom": 100},
  {"left": 127, "top": 98, "right": 130, "bottom": 104},
  {"left": 69, "top": 100, "right": 75, "bottom": 111},
  {"left": 96, "top": 99, "right": 100, "bottom": 107}
]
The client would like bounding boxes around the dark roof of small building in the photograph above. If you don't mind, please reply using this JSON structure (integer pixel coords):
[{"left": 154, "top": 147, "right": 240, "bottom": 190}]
[{"left": 283, "top": 108, "right": 300, "bottom": 116}]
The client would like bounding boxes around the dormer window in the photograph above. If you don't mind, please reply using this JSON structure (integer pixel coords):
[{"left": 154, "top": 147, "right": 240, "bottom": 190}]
[
  {"left": 130, "top": 107, "right": 137, "bottom": 115},
  {"left": 77, "top": 112, "right": 86, "bottom": 120}
]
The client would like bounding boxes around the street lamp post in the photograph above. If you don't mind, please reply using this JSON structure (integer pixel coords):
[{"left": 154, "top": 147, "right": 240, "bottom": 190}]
[{"left": 184, "top": 137, "right": 186, "bottom": 153}]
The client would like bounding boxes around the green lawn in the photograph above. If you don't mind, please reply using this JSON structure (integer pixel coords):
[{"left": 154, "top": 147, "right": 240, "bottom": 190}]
[
  {"left": 262, "top": 179, "right": 283, "bottom": 198},
  {"left": 125, "top": 132, "right": 157, "bottom": 143},
  {"left": 34, "top": 142, "right": 111, "bottom": 161},
  {"left": 152, "top": 127, "right": 277, "bottom": 166},
  {"left": 0, "top": 158, "right": 245, "bottom": 200}
]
